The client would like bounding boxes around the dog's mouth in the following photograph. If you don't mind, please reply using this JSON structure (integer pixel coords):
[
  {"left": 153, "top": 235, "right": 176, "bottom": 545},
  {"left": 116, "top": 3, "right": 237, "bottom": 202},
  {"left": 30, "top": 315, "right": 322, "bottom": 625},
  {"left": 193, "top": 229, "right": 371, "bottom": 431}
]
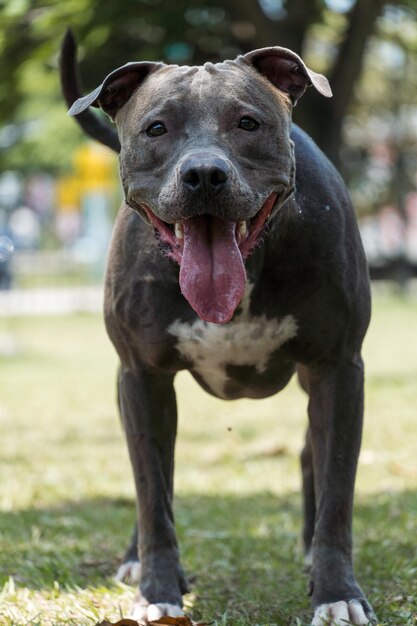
[{"left": 143, "top": 193, "right": 277, "bottom": 324}]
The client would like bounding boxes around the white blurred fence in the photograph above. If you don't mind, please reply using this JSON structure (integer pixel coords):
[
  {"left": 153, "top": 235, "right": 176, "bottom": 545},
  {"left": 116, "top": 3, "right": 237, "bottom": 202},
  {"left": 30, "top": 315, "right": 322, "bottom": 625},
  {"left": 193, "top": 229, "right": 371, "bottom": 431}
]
[
  {"left": 0, "top": 249, "right": 104, "bottom": 316},
  {"left": 0, "top": 286, "right": 103, "bottom": 316}
]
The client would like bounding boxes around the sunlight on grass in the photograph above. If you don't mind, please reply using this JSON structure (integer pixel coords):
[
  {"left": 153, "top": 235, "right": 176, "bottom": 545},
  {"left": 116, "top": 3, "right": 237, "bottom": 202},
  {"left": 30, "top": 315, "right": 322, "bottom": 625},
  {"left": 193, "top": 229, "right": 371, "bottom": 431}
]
[{"left": 0, "top": 289, "right": 416, "bottom": 625}]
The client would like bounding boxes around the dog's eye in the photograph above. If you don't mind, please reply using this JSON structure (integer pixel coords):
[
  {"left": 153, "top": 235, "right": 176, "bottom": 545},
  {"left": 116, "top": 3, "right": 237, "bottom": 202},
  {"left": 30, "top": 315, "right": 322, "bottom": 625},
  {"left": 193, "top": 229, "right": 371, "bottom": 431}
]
[
  {"left": 146, "top": 122, "right": 167, "bottom": 137},
  {"left": 238, "top": 116, "right": 259, "bottom": 131}
]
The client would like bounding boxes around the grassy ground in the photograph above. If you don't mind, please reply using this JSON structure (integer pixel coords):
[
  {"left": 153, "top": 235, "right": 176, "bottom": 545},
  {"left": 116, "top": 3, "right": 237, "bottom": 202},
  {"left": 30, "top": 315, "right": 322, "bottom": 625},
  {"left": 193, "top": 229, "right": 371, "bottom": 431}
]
[{"left": 0, "top": 289, "right": 416, "bottom": 626}]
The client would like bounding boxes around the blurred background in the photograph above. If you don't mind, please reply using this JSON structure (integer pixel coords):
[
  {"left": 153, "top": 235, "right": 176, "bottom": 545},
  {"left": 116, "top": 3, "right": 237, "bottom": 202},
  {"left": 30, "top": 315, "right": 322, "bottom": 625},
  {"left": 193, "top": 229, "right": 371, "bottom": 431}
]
[{"left": 0, "top": 0, "right": 417, "bottom": 309}]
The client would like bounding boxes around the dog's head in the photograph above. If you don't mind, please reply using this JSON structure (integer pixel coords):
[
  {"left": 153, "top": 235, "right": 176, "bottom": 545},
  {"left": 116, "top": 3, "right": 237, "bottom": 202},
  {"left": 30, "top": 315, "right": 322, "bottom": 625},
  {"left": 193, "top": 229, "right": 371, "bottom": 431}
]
[{"left": 69, "top": 47, "right": 331, "bottom": 324}]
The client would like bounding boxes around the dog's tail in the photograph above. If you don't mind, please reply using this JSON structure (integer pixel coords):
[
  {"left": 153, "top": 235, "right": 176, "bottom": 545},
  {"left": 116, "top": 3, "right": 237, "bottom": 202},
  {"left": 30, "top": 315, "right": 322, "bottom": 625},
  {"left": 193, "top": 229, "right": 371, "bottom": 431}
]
[{"left": 59, "top": 29, "right": 121, "bottom": 153}]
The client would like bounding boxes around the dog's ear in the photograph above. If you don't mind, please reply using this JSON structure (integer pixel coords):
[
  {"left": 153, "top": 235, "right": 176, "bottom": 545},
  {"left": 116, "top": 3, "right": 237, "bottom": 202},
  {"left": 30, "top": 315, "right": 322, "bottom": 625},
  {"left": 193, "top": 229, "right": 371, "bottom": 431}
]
[
  {"left": 240, "top": 47, "right": 332, "bottom": 105},
  {"left": 68, "top": 61, "right": 164, "bottom": 120}
]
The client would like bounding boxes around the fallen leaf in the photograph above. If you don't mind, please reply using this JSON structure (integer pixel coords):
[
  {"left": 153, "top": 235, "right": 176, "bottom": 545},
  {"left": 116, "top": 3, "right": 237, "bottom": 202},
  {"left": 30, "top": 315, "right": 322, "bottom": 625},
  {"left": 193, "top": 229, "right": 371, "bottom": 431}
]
[
  {"left": 149, "top": 618, "right": 194, "bottom": 626},
  {"left": 96, "top": 614, "right": 209, "bottom": 626},
  {"left": 96, "top": 618, "right": 140, "bottom": 626}
]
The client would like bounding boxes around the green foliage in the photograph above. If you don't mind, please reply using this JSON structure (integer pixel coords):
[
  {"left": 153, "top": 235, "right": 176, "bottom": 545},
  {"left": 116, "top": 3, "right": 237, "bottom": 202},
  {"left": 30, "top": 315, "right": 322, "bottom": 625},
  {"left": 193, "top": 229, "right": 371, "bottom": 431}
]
[
  {"left": 0, "top": 0, "right": 416, "bottom": 180},
  {"left": 0, "top": 0, "right": 250, "bottom": 173}
]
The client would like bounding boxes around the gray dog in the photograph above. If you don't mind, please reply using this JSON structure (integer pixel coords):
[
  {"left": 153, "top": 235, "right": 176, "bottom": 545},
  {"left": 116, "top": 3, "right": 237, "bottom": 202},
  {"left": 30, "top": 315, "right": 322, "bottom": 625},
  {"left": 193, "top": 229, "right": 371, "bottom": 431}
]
[{"left": 61, "top": 30, "right": 375, "bottom": 626}]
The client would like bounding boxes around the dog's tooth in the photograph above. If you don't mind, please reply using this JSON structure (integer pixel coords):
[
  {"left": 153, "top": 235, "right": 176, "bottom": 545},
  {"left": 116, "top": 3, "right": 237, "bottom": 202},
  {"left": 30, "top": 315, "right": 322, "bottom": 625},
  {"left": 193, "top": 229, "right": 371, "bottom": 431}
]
[
  {"left": 237, "top": 221, "right": 247, "bottom": 236},
  {"left": 175, "top": 222, "right": 184, "bottom": 240}
]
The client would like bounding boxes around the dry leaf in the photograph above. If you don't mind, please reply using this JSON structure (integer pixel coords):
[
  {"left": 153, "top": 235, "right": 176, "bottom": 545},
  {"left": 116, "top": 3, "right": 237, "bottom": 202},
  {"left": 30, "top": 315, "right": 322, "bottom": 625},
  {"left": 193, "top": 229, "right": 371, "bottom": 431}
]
[
  {"left": 96, "top": 618, "right": 140, "bottom": 626},
  {"left": 149, "top": 618, "right": 194, "bottom": 626},
  {"left": 96, "top": 614, "right": 209, "bottom": 626},
  {"left": 151, "top": 618, "right": 210, "bottom": 626}
]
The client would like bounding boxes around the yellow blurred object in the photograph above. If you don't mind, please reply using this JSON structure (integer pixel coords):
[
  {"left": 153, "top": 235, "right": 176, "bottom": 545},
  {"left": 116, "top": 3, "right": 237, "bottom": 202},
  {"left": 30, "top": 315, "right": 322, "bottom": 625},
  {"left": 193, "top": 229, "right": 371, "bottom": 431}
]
[
  {"left": 73, "top": 142, "right": 117, "bottom": 192},
  {"left": 56, "top": 143, "right": 118, "bottom": 213},
  {"left": 56, "top": 175, "right": 80, "bottom": 212}
]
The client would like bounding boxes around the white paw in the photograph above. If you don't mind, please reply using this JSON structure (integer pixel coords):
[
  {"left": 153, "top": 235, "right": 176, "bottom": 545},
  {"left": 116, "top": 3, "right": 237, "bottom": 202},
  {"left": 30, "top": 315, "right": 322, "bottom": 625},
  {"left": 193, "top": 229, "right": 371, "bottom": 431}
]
[
  {"left": 131, "top": 602, "right": 184, "bottom": 622},
  {"left": 114, "top": 560, "right": 141, "bottom": 584},
  {"left": 312, "top": 600, "right": 371, "bottom": 625}
]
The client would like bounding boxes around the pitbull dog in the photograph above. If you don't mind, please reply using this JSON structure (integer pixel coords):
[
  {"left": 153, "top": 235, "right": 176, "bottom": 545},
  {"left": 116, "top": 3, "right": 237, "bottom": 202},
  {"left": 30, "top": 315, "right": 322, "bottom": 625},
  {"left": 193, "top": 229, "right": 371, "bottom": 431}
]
[{"left": 60, "top": 31, "right": 375, "bottom": 626}]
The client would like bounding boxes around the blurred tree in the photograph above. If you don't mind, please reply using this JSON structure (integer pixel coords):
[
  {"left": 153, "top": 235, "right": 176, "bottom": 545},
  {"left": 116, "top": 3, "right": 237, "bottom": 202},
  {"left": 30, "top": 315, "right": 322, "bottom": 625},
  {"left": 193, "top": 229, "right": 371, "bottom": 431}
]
[{"left": 0, "top": 0, "right": 416, "bottom": 172}]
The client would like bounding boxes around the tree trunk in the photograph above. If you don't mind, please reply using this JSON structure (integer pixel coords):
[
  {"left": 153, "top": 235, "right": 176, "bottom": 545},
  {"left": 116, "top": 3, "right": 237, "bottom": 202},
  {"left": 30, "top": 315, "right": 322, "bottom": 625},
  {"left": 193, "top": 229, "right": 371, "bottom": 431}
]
[
  {"left": 293, "top": 0, "right": 385, "bottom": 166},
  {"left": 224, "top": 0, "right": 322, "bottom": 53}
]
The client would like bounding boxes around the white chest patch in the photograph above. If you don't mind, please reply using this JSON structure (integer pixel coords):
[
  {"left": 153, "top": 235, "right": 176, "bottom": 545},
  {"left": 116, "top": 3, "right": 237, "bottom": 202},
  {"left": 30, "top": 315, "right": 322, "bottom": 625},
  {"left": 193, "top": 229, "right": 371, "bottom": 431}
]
[{"left": 168, "top": 285, "right": 298, "bottom": 398}]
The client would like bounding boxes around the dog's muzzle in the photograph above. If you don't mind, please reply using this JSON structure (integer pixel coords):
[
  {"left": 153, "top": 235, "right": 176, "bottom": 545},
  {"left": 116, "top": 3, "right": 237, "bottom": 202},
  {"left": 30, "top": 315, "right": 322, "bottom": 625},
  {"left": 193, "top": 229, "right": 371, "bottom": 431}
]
[{"left": 143, "top": 192, "right": 279, "bottom": 324}]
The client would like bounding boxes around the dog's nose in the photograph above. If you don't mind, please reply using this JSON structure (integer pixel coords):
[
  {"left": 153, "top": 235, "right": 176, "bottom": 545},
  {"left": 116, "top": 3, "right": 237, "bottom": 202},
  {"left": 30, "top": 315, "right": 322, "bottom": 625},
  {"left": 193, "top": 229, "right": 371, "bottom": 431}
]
[{"left": 180, "top": 157, "right": 229, "bottom": 194}]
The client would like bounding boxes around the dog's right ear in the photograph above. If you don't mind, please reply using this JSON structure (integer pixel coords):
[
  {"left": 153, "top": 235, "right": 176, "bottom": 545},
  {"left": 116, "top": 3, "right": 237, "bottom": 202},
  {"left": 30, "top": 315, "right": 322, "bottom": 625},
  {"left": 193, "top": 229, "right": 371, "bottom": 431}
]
[{"left": 68, "top": 61, "right": 164, "bottom": 121}]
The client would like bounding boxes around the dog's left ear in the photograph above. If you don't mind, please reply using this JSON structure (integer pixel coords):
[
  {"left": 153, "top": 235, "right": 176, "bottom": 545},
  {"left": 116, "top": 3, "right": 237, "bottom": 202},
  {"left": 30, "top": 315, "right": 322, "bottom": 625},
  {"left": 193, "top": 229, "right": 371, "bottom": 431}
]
[{"left": 240, "top": 47, "right": 332, "bottom": 105}]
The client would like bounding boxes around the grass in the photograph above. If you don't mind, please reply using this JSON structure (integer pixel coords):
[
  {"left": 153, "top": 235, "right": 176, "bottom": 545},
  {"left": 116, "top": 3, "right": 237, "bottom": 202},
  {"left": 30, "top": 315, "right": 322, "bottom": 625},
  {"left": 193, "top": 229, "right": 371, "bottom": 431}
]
[{"left": 0, "top": 288, "right": 416, "bottom": 626}]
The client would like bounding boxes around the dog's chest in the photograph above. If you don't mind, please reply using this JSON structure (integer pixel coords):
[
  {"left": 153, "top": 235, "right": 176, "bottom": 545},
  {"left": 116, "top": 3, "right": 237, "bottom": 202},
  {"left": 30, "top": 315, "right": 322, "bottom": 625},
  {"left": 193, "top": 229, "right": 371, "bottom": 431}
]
[{"left": 168, "top": 287, "right": 297, "bottom": 399}]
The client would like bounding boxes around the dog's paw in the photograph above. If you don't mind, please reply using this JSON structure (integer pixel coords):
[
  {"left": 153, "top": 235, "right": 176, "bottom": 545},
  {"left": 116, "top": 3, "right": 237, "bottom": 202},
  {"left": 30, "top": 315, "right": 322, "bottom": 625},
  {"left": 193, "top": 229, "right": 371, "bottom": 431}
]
[
  {"left": 131, "top": 602, "right": 184, "bottom": 623},
  {"left": 311, "top": 600, "right": 376, "bottom": 625},
  {"left": 114, "top": 560, "right": 141, "bottom": 585}
]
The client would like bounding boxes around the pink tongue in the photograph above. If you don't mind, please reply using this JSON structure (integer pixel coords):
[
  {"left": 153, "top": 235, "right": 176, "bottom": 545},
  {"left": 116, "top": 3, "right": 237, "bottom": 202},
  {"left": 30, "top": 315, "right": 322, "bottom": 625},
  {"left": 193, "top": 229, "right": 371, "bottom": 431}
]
[{"left": 179, "top": 215, "right": 246, "bottom": 324}]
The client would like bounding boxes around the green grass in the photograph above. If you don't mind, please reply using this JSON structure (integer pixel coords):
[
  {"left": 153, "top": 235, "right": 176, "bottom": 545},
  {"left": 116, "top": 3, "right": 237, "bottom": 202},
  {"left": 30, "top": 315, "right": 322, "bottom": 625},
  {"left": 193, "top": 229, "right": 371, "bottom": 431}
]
[{"left": 0, "top": 289, "right": 417, "bottom": 626}]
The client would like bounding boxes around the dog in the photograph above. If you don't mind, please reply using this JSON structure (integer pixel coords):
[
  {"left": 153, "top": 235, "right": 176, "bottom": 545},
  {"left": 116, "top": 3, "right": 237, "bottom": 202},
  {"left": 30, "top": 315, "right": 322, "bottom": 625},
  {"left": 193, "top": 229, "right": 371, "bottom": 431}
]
[{"left": 60, "top": 30, "right": 375, "bottom": 626}]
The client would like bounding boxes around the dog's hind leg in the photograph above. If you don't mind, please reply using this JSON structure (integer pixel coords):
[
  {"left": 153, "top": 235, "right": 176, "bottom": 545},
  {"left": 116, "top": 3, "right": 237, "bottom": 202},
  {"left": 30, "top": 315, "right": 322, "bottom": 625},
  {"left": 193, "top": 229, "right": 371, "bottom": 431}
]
[
  {"left": 115, "top": 522, "right": 141, "bottom": 584},
  {"left": 301, "top": 427, "right": 315, "bottom": 570},
  {"left": 298, "top": 365, "right": 316, "bottom": 569}
]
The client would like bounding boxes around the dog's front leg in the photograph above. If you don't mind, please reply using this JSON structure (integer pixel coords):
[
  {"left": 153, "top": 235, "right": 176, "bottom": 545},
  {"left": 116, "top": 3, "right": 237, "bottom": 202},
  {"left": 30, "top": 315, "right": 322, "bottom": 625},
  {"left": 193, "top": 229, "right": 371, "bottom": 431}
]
[
  {"left": 118, "top": 366, "right": 188, "bottom": 622},
  {"left": 306, "top": 357, "right": 376, "bottom": 626}
]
